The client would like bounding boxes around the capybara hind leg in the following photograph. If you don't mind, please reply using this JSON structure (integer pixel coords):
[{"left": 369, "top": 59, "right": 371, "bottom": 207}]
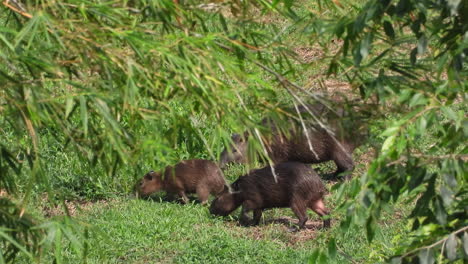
[
  {"left": 239, "top": 206, "right": 251, "bottom": 226},
  {"left": 333, "top": 149, "right": 354, "bottom": 180},
  {"left": 290, "top": 200, "right": 308, "bottom": 230},
  {"left": 252, "top": 209, "right": 262, "bottom": 226},
  {"left": 309, "top": 199, "right": 331, "bottom": 228},
  {"left": 178, "top": 191, "right": 190, "bottom": 204},
  {"left": 196, "top": 185, "right": 210, "bottom": 205}
]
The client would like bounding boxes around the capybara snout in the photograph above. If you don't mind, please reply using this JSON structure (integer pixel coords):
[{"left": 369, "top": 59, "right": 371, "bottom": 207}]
[
  {"left": 135, "top": 159, "right": 228, "bottom": 204},
  {"left": 210, "top": 162, "right": 331, "bottom": 230}
]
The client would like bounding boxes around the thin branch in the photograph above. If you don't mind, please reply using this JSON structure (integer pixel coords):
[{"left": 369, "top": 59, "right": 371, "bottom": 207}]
[
  {"left": 386, "top": 154, "right": 468, "bottom": 167},
  {"left": 3, "top": 0, "right": 32, "bottom": 18},
  {"left": 399, "top": 226, "right": 468, "bottom": 259}
]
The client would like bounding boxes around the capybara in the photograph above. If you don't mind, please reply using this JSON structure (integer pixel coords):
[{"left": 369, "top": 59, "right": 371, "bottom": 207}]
[
  {"left": 136, "top": 159, "right": 228, "bottom": 204},
  {"left": 219, "top": 103, "right": 362, "bottom": 179},
  {"left": 210, "top": 162, "right": 330, "bottom": 230}
]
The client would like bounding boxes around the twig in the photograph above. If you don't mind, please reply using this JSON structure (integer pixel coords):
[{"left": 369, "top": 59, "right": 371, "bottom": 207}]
[
  {"left": 386, "top": 154, "right": 468, "bottom": 167},
  {"left": 336, "top": 245, "right": 358, "bottom": 264},
  {"left": 3, "top": 0, "right": 32, "bottom": 18},
  {"left": 399, "top": 226, "right": 468, "bottom": 259}
]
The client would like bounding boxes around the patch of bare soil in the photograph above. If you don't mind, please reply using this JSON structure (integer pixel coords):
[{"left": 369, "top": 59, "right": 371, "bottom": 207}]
[
  {"left": 0, "top": 189, "right": 8, "bottom": 197},
  {"left": 294, "top": 46, "right": 324, "bottom": 63},
  {"left": 227, "top": 216, "right": 327, "bottom": 246},
  {"left": 41, "top": 197, "right": 112, "bottom": 217}
]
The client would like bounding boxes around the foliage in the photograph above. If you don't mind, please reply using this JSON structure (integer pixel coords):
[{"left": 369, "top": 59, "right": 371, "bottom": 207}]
[
  {"left": 0, "top": 0, "right": 307, "bottom": 262},
  {"left": 301, "top": 0, "right": 467, "bottom": 262},
  {"left": 0, "top": 0, "right": 466, "bottom": 263}
]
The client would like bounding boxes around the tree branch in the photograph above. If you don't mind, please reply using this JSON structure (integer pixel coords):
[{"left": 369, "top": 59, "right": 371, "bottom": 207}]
[
  {"left": 3, "top": 0, "right": 32, "bottom": 18},
  {"left": 399, "top": 226, "right": 468, "bottom": 259}
]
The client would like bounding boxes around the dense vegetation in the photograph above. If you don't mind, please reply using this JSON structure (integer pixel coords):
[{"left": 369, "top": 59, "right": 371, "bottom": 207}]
[{"left": 0, "top": 0, "right": 466, "bottom": 263}]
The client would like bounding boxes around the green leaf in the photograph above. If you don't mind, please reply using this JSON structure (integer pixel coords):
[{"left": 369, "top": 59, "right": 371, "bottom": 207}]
[
  {"left": 382, "top": 135, "right": 396, "bottom": 153},
  {"left": 55, "top": 227, "right": 62, "bottom": 264},
  {"left": 463, "top": 232, "right": 468, "bottom": 255},
  {"left": 390, "top": 256, "right": 401, "bottom": 264},
  {"left": 360, "top": 33, "right": 373, "bottom": 60},
  {"left": 418, "top": 248, "right": 434, "bottom": 264},
  {"left": 365, "top": 216, "right": 376, "bottom": 242},
  {"left": 0, "top": 229, "right": 34, "bottom": 260},
  {"left": 417, "top": 116, "right": 427, "bottom": 135},
  {"left": 65, "top": 97, "right": 74, "bottom": 119},
  {"left": 328, "top": 238, "right": 337, "bottom": 258},
  {"left": 440, "top": 186, "right": 453, "bottom": 207},
  {"left": 383, "top": 21, "right": 395, "bottom": 39},
  {"left": 410, "top": 48, "right": 417, "bottom": 65},
  {"left": 417, "top": 35, "right": 427, "bottom": 55},
  {"left": 447, "top": 0, "right": 462, "bottom": 16},
  {"left": 79, "top": 95, "right": 88, "bottom": 137},
  {"left": 441, "top": 107, "right": 458, "bottom": 122},
  {"left": 308, "top": 249, "right": 320, "bottom": 263},
  {"left": 446, "top": 233, "right": 457, "bottom": 260},
  {"left": 434, "top": 198, "right": 447, "bottom": 225}
]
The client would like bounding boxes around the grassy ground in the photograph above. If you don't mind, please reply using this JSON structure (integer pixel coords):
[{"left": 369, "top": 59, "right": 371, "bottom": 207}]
[
  {"left": 3, "top": 1, "right": 420, "bottom": 263},
  {"left": 50, "top": 192, "right": 409, "bottom": 263},
  {"left": 24, "top": 159, "right": 411, "bottom": 264}
]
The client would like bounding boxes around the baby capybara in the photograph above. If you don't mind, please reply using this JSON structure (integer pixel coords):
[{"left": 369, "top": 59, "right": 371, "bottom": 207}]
[
  {"left": 210, "top": 162, "right": 330, "bottom": 230},
  {"left": 136, "top": 159, "right": 228, "bottom": 204}
]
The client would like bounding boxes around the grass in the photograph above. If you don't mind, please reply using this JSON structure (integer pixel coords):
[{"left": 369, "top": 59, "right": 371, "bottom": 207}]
[
  {"left": 2, "top": 1, "right": 438, "bottom": 263},
  {"left": 17, "top": 160, "right": 412, "bottom": 264},
  {"left": 42, "top": 190, "right": 409, "bottom": 264}
]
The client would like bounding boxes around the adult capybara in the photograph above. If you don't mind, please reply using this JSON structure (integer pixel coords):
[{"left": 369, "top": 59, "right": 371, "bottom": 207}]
[
  {"left": 219, "top": 103, "right": 364, "bottom": 179},
  {"left": 210, "top": 162, "right": 330, "bottom": 230},
  {"left": 136, "top": 159, "right": 228, "bottom": 204}
]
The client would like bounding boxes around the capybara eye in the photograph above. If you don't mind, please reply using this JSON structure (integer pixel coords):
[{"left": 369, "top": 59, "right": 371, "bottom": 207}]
[{"left": 144, "top": 174, "right": 153, "bottom": 180}]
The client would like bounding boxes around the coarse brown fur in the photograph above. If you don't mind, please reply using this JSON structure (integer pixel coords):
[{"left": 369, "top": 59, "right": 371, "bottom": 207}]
[
  {"left": 219, "top": 103, "right": 365, "bottom": 179},
  {"left": 210, "top": 162, "right": 331, "bottom": 230},
  {"left": 136, "top": 159, "right": 228, "bottom": 204}
]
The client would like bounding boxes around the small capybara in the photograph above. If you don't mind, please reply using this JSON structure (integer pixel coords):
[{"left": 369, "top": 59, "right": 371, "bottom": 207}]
[
  {"left": 136, "top": 159, "right": 228, "bottom": 204},
  {"left": 219, "top": 103, "right": 364, "bottom": 180},
  {"left": 210, "top": 162, "right": 330, "bottom": 230}
]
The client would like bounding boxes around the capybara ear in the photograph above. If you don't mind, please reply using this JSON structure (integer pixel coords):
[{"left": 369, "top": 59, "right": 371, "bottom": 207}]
[
  {"left": 232, "top": 133, "right": 241, "bottom": 141},
  {"left": 242, "top": 131, "right": 249, "bottom": 140},
  {"left": 144, "top": 172, "right": 153, "bottom": 180},
  {"left": 223, "top": 184, "right": 231, "bottom": 193}
]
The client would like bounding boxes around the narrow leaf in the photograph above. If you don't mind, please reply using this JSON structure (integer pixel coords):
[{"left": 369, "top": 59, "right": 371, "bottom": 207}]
[
  {"left": 418, "top": 248, "right": 434, "bottom": 264},
  {"left": 446, "top": 233, "right": 457, "bottom": 260},
  {"left": 417, "top": 35, "right": 427, "bottom": 55},
  {"left": 328, "top": 238, "right": 337, "bottom": 258},
  {"left": 463, "top": 232, "right": 468, "bottom": 255},
  {"left": 79, "top": 96, "right": 88, "bottom": 136},
  {"left": 383, "top": 21, "right": 395, "bottom": 39}
]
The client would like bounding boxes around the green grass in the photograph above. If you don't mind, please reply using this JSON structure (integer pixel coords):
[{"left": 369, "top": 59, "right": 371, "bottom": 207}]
[
  {"left": 19, "top": 160, "right": 410, "bottom": 263},
  {"left": 40, "top": 191, "right": 409, "bottom": 264}
]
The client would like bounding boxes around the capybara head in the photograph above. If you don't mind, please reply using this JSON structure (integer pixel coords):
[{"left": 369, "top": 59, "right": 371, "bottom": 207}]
[
  {"left": 209, "top": 189, "right": 241, "bottom": 216},
  {"left": 135, "top": 171, "right": 163, "bottom": 197},
  {"left": 219, "top": 133, "right": 248, "bottom": 168}
]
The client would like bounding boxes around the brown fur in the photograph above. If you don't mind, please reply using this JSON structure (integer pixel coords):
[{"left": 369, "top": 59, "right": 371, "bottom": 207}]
[
  {"left": 210, "top": 162, "right": 331, "bottom": 230},
  {"left": 136, "top": 159, "right": 228, "bottom": 204},
  {"left": 219, "top": 103, "right": 364, "bottom": 179}
]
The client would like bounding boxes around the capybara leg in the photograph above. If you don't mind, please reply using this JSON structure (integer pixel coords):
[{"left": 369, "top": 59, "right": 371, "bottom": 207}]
[
  {"left": 332, "top": 146, "right": 354, "bottom": 180},
  {"left": 166, "top": 192, "right": 177, "bottom": 202},
  {"left": 196, "top": 185, "right": 210, "bottom": 205},
  {"left": 239, "top": 206, "right": 251, "bottom": 226},
  {"left": 310, "top": 199, "right": 331, "bottom": 229},
  {"left": 178, "top": 191, "right": 190, "bottom": 204},
  {"left": 252, "top": 209, "right": 263, "bottom": 226},
  {"left": 290, "top": 200, "right": 308, "bottom": 230}
]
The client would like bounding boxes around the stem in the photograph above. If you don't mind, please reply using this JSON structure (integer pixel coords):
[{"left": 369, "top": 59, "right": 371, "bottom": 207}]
[{"left": 399, "top": 226, "right": 468, "bottom": 259}]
